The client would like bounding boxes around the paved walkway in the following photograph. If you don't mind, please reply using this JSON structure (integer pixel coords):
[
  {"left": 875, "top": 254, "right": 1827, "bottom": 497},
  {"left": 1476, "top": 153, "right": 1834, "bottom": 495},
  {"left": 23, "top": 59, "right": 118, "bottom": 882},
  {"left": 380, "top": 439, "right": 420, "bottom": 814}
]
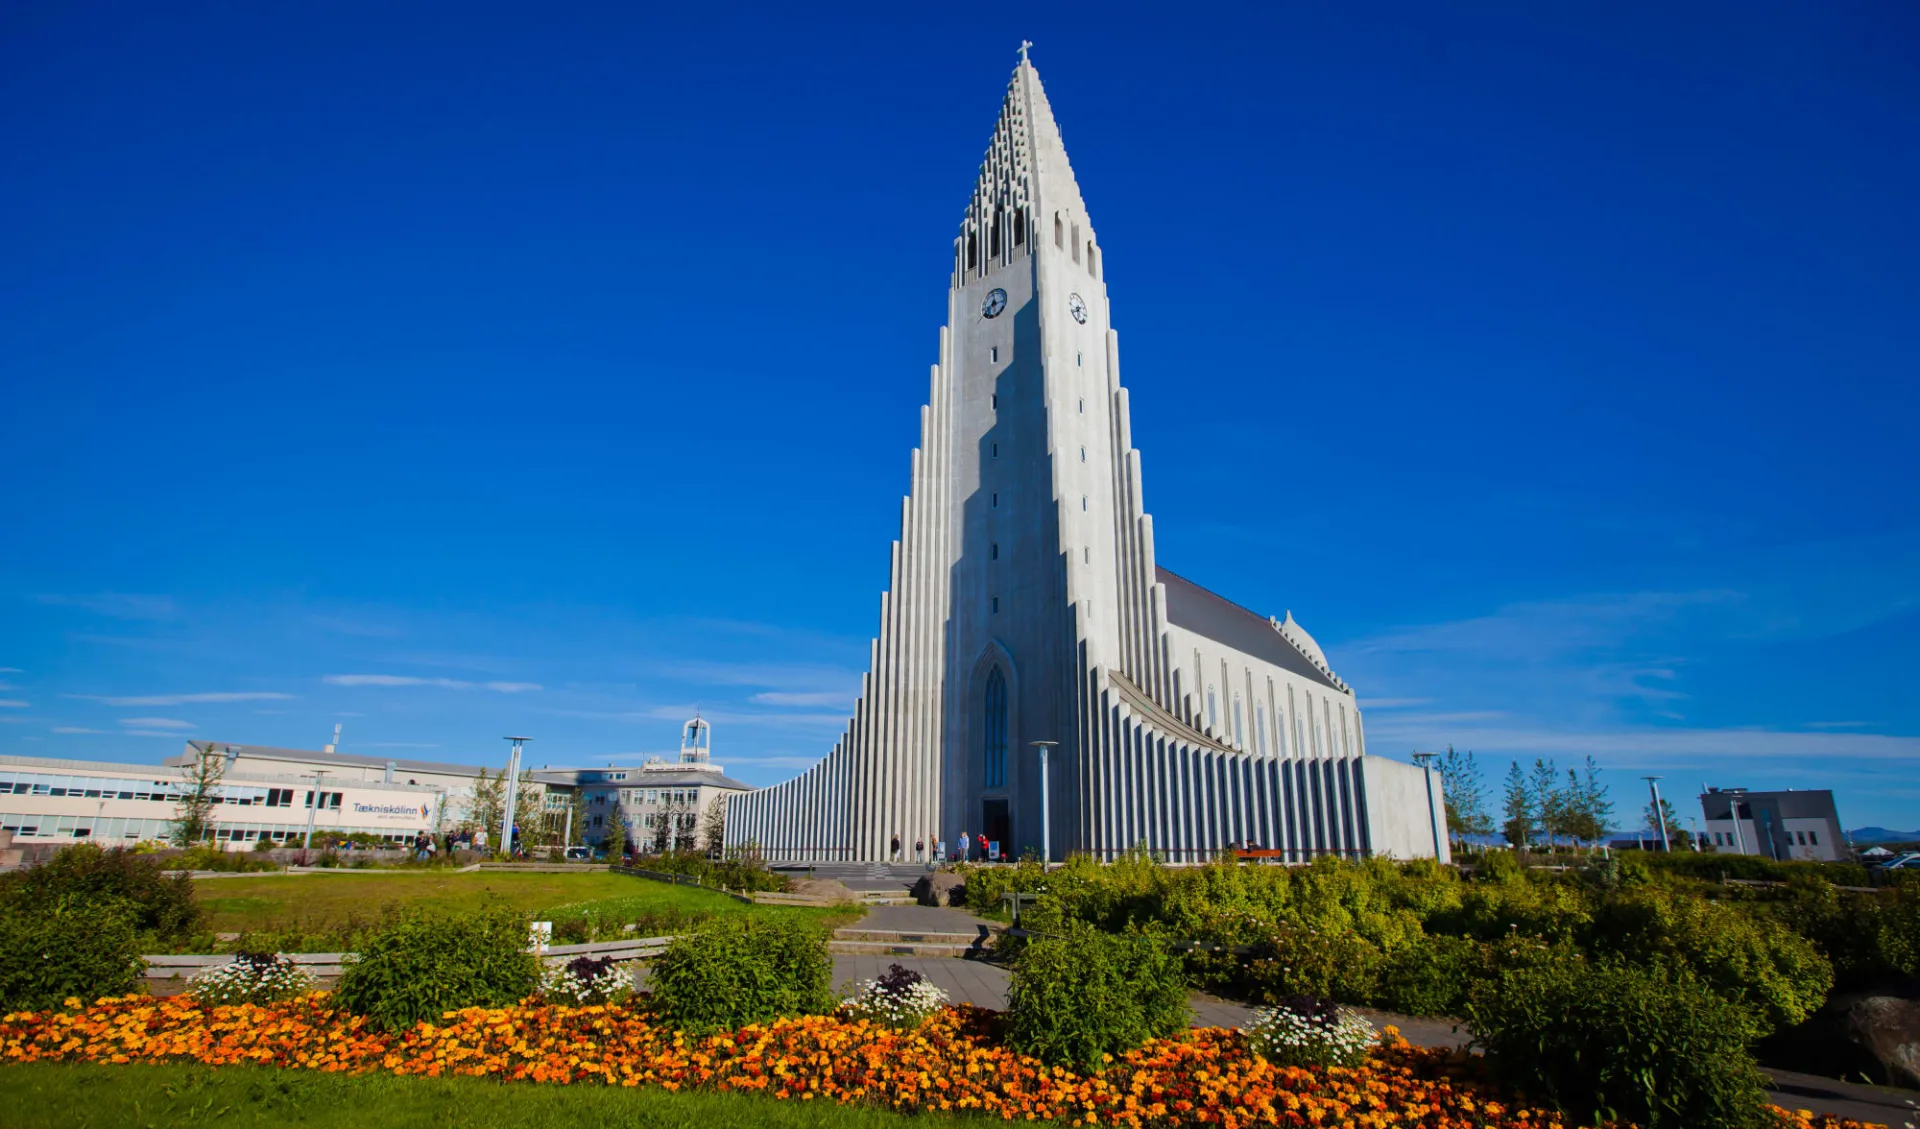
[{"left": 855, "top": 904, "right": 997, "bottom": 933}]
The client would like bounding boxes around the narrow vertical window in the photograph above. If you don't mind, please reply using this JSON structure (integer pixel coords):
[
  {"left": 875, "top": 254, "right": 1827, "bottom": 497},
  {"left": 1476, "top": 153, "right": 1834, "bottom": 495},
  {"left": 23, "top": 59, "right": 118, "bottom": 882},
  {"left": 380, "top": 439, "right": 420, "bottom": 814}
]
[
  {"left": 1072, "top": 224, "right": 1081, "bottom": 261},
  {"left": 1083, "top": 547, "right": 1090, "bottom": 563},
  {"left": 992, "top": 442, "right": 998, "bottom": 458},
  {"left": 1081, "top": 495, "right": 1087, "bottom": 511},
  {"left": 1087, "top": 242, "right": 1096, "bottom": 273},
  {"left": 991, "top": 394, "right": 997, "bottom": 409},
  {"left": 990, "top": 596, "right": 1000, "bottom": 614},
  {"left": 991, "top": 492, "right": 998, "bottom": 508},
  {"left": 1079, "top": 446, "right": 1086, "bottom": 462},
  {"left": 984, "top": 667, "right": 1008, "bottom": 788},
  {"left": 1014, "top": 210, "right": 1024, "bottom": 245},
  {"left": 967, "top": 234, "right": 977, "bottom": 270},
  {"left": 991, "top": 542, "right": 999, "bottom": 560},
  {"left": 1076, "top": 351, "right": 1082, "bottom": 366},
  {"left": 1054, "top": 214, "right": 1063, "bottom": 248},
  {"left": 1078, "top": 398, "right": 1084, "bottom": 413},
  {"left": 990, "top": 346, "right": 998, "bottom": 363},
  {"left": 1207, "top": 687, "right": 1219, "bottom": 732}
]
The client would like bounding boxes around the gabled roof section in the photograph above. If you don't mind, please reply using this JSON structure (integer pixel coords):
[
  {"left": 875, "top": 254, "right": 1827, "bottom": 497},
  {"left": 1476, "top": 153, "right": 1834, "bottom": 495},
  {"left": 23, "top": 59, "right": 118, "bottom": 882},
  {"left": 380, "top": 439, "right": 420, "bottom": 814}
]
[{"left": 1156, "top": 567, "right": 1348, "bottom": 692}]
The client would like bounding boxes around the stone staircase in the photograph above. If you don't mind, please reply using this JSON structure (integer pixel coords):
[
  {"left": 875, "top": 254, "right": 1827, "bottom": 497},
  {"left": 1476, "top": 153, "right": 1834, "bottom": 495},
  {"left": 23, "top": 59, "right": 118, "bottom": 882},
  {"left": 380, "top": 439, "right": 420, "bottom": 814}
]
[{"left": 828, "top": 926, "right": 1000, "bottom": 959}]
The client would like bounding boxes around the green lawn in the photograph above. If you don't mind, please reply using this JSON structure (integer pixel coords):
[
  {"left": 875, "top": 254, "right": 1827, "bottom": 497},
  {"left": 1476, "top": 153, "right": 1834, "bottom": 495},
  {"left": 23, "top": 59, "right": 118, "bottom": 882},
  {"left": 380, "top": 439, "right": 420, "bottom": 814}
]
[
  {"left": 0, "top": 1063, "right": 942, "bottom": 1128},
  {"left": 190, "top": 871, "right": 854, "bottom": 950}
]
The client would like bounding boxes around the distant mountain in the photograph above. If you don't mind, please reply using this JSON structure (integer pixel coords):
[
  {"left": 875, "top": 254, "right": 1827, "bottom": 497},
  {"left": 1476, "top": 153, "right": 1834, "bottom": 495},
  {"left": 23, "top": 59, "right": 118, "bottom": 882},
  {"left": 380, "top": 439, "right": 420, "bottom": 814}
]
[{"left": 1847, "top": 827, "right": 1920, "bottom": 845}]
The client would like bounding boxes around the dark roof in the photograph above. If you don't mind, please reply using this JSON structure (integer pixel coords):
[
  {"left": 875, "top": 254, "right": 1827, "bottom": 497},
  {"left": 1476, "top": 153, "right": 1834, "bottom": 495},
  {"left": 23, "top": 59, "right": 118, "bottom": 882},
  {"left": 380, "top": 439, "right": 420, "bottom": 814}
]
[
  {"left": 535, "top": 767, "right": 753, "bottom": 791},
  {"left": 178, "top": 741, "right": 488, "bottom": 778},
  {"left": 1156, "top": 567, "right": 1341, "bottom": 690}
]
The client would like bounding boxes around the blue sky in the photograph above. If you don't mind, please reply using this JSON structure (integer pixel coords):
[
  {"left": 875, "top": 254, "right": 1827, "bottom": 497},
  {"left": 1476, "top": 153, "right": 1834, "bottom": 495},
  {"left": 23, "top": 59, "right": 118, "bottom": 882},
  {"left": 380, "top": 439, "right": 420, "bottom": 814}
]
[{"left": 2, "top": 2, "right": 1915, "bottom": 832}]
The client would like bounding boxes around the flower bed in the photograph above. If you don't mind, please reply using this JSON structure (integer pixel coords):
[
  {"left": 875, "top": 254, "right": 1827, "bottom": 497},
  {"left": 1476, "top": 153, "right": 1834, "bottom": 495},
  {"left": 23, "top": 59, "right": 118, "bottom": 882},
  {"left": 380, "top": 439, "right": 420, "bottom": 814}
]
[{"left": 0, "top": 995, "right": 1885, "bottom": 1129}]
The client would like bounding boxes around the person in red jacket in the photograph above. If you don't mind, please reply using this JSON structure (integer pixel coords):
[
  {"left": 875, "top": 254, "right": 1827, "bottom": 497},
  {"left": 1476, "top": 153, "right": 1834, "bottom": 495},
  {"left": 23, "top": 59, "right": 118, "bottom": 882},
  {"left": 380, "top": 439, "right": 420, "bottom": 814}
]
[{"left": 977, "top": 832, "right": 989, "bottom": 861}]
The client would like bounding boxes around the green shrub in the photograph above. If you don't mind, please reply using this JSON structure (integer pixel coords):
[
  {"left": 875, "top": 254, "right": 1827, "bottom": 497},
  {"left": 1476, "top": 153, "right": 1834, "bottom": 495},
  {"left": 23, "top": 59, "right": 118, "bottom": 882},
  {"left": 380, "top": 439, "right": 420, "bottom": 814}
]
[
  {"left": 0, "top": 897, "right": 145, "bottom": 1012},
  {"left": 1467, "top": 953, "right": 1768, "bottom": 1129},
  {"left": 0, "top": 843, "right": 203, "bottom": 941},
  {"left": 1376, "top": 932, "right": 1479, "bottom": 1016},
  {"left": 645, "top": 851, "right": 791, "bottom": 893},
  {"left": 645, "top": 915, "right": 833, "bottom": 1032},
  {"left": 1589, "top": 888, "right": 1832, "bottom": 1035},
  {"left": 1241, "top": 920, "right": 1382, "bottom": 1006},
  {"left": 332, "top": 906, "right": 540, "bottom": 1031},
  {"left": 1643, "top": 851, "right": 1871, "bottom": 888},
  {"left": 1767, "top": 883, "right": 1920, "bottom": 993},
  {"left": 172, "top": 846, "right": 280, "bottom": 873},
  {"left": 1005, "top": 919, "right": 1189, "bottom": 1069}
]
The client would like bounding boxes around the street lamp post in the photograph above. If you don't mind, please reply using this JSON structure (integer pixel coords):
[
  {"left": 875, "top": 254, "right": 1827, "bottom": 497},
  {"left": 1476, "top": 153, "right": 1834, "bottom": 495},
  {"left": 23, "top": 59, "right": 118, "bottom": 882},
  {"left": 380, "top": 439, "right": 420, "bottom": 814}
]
[
  {"left": 303, "top": 769, "right": 331, "bottom": 853},
  {"left": 1643, "top": 776, "right": 1670, "bottom": 853},
  {"left": 502, "top": 737, "right": 530, "bottom": 858},
  {"left": 1028, "top": 741, "right": 1058, "bottom": 867}
]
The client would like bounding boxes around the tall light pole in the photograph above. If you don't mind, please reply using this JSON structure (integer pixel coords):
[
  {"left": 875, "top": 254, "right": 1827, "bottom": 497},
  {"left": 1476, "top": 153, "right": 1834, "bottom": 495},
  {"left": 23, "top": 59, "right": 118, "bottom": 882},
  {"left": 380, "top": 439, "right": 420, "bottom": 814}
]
[
  {"left": 303, "top": 769, "right": 331, "bottom": 853},
  {"left": 502, "top": 737, "right": 530, "bottom": 858},
  {"left": 1028, "top": 741, "right": 1057, "bottom": 867},
  {"left": 1643, "top": 776, "right": 1670, "bottom": 853}
]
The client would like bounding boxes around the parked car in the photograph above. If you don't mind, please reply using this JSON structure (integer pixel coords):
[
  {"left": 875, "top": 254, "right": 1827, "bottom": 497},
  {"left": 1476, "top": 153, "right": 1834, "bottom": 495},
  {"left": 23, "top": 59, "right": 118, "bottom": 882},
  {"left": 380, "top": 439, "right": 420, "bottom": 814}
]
[{"left": 563, "top": 846, "right": 594, "bottom": 861}]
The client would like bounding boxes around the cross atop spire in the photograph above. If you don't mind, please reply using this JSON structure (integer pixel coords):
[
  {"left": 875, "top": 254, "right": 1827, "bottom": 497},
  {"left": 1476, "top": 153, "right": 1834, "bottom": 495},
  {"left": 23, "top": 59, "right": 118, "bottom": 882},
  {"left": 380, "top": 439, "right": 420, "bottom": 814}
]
[{"left": 1018, "top": 40, "right": 1032, "bottom": 65}]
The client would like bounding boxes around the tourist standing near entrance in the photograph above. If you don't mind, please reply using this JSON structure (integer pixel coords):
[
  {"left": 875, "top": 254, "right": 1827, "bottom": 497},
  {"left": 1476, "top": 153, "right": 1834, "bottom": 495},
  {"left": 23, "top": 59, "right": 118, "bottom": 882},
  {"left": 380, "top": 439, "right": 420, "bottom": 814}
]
[
  {"left": 891, "top": 832, "right": 901, "bottom": 862},
  {"left": 955, "top": 829, "right": 969, "bottom": 862},
  {"left": 914, "top": 837, "right": 924, "bottom": 862}
]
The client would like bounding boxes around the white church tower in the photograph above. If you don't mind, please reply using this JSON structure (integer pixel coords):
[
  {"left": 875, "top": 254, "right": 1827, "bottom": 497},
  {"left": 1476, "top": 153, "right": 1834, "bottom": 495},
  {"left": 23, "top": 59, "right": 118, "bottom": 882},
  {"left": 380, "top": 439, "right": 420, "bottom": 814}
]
[{"left": 726, "top": 51, "right": 1448, "bottom": 864}]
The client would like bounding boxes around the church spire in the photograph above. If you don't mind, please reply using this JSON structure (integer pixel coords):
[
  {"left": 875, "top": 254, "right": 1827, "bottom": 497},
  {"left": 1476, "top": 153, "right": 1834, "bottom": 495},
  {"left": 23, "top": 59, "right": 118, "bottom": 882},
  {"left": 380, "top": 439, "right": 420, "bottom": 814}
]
[{"left": 958, "top": 48, "right": 1094, "bottom": 278}]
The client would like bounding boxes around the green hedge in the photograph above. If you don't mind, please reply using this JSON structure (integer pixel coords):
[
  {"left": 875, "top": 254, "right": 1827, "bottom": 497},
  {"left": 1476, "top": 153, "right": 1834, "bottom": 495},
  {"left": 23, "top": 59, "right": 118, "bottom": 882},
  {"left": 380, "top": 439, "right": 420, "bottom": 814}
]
[
  {"left": 1468, "top": 954, "right": 1769, "bottom": 1129},
  {"left": 0, "top": 897, "right": 145, "bottom": 1012},
  {"left": 0, "top": 843, "right": 203, "bottom": 941},
  {"left": 646, "top": 915, "right": 833, "bottom": 1032},
  {"left": 333, "top": 906, "right": 541, "bottom": 1031},
  {"left": 1005, "top": 919, "right": 1189, "bottom": 1069}
]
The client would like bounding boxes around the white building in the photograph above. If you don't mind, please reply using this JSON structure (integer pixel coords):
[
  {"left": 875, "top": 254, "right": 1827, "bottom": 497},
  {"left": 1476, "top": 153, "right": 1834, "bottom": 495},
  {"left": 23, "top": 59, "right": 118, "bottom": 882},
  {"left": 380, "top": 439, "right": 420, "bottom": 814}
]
[
  {"left": 726, "top": 53, "right": 1447, "bottom": 864},
  {"left": 0, "top": 752, "right": 441, "bottom": 848},
  {"left": 1699, "top": 787, "right": 1846, "bottom": 862},
  {"left": 534, "top": 719, "right": 752, "bottom": 849}
]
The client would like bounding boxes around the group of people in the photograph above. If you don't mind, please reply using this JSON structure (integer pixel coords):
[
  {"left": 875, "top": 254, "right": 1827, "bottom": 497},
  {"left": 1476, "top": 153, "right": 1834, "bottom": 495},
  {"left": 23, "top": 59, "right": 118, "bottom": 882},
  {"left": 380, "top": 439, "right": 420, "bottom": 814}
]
[
  {"left": 885, "top": 830, "right": 999, "bottom": 864},
  {"left": 404, "top": 827, "right": 498, "bottom": 861}
]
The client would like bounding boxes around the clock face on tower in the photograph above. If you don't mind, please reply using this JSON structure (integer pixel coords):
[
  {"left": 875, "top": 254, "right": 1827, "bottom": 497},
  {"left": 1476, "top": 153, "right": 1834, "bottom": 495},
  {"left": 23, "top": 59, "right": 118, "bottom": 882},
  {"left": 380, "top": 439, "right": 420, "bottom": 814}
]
[
  {"left": 1068, "top": 293, "right": 1087, "bottom": 324},
  {"left": 982, "top": 288, "right": 1008, "bottom": 319}
]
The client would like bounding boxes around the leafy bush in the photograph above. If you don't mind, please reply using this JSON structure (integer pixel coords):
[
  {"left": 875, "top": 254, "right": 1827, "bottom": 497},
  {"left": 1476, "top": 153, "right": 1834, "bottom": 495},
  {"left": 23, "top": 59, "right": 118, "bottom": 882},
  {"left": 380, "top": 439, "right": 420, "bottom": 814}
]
[
  {"left": 1468, "top": 953, "right": 1768, "bottom": 1129},
  {"left": 1242, "top": 995, "right": 1377, "bottom": 1068},
  {"left": 1005, "top": 919, "right": 1189, "bottom": 1069},
  {"left": 171, "top": 847, "right": 281, "bottom": 873},
  {"left": 0, "top": 897, "right": 145, "bottom": 1012},
  {"left": 332, "top": 906, "right": 541, "bottom": 1031},
  {"left": 1766, "top": 882, "right": 1920, "bottom": 993},
  {"left": 1589, "top": 887, "right": 1832, "bottom": 1035},
  {"left": 645, "top": 915, "right": 833, "bottom": 1032},
  {"left": 538, "top": 955, "right": 635, "bottom": 1006},
  {"left": 1376, "top": 931, "right": 1480, "bottom": 1016},
  {"left": 0, "top": 843, "right": 203, "bottom": 941},
  {"left": 839, "top": 963, "right": 949, "bottom": 1029},
  {"left": 1643, "top": 851, "right": 1871, "bottom": 888},
  {"left": 643, "top": 851, "right": 791, "bottom": 893},
  {"left": 1241, "top": 921, "right": 1382, "bottom": 1006},
  {"left": 187, "top": 952, "right": 317, "bottom": 1006}
]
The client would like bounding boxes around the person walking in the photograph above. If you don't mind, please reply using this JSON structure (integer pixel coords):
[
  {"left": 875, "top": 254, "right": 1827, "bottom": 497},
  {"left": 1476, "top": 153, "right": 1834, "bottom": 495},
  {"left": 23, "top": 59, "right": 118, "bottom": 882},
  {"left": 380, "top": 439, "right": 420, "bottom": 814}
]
[
  {"left": 914, "top": 837, "right": 924, "bottom": 863},
  {"left": 955, "top": 829, "right": 969, "bottom": 863},
  {"left": 891, "top": 832, "right": 902, "bottom": 862}
]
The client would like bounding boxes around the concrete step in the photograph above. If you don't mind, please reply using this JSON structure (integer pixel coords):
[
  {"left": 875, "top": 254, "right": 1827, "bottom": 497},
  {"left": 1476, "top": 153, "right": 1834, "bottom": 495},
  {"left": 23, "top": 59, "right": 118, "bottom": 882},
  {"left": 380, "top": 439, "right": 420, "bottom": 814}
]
[
  {"left": 835, "top": 929, "right": 984, "bottom": 945},
  {"left": 828, "top": 939, "right": 982, "bottom": 958}
]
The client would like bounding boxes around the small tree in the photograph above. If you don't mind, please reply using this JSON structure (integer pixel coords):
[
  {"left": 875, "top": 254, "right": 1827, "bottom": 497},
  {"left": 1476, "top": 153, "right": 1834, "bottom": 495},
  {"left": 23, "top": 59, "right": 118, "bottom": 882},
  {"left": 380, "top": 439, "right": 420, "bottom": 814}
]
[
  {"left": 1502, "top": 761, "right": 1533, "bottom": 848},
  {"left": 469, "top": 769, "right": 505, "bottom": 837},
  {"left": 603, "top": 801, "right": 628, "bottom": 861},
  {"left": 1563, "top": 757, "right": 1613, "bottom": 848},
  {"left": 1645, "top": 797, "right": 1692, "bottom": 850},
  {"left": 1530, "top": 758, "right": 1564, "bottom": 850},
  {"left": 701, "top": 794, "right": 727, "bottom": 855},
  {"left": 1437, "top": 747, "right": 1492, "bottom": 846},
  {"left": 649, "top": 800, "right": 674, "bottom": 855},
  {"left": 171, "top": 743, "right": 227, "bottom": 847},
  {"left": 568, "top": 791, "right": 589, "bottom": 847}
]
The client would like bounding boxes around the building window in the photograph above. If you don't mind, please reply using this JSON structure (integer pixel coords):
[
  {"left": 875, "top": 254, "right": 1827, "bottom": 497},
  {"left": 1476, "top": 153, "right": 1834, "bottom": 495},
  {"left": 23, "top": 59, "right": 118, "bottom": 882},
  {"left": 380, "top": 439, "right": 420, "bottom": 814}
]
[
  {"left": 984, "top": 667, "right": 1008, "bottom": 788},
  {"left": 1207, "top": 687, "right": 1219, "bottom": 732},
  {"left": 1079, "top": 446, "right": 1086, "bottom": 462},
  {"left": 1078, "top": 398, "right": 1084, "bottom": 414},
  {"left": 991, "top": 394, "right": 997, "bottom": 409},
  {"left": 1072, "top": 224, "right": 1081, "bottom": 262},
  {"left": 1076, "top": 351, "right": 1082, "bottom": 366},
  {"left": 1054, "top": 214, "right": 1063, "bottom": 248},
  {"left": 991, "top": 492, "right": 998, "bottom": 507},
  {"left": 991, "top": 346, "right": 999, "bottom": 363},
  {"left": 991, "top": 596, "right": 1000, "bottom": 613},
  {"left": 991, "top": 542, "right": 999, "bottom": 560},
  {"left": 1808, "top": 830, "right": 1818, "bottom": 845},
  {"left": 1081, "top": 495, "right": 1087, "bottom": 511},
  {"left": 1083, "top": 547, "right": 1090, "bottom": 563},
  {"left": 992, "top": 442, "right": 998, "bottom": 458}
]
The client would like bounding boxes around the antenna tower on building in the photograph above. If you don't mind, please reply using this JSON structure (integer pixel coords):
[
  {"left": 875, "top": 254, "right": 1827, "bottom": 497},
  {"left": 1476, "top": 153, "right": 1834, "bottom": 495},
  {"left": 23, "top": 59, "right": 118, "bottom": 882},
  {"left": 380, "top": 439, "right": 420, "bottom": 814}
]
[{"left": 680, "top": 715, "right": 711, "bottom": 764}]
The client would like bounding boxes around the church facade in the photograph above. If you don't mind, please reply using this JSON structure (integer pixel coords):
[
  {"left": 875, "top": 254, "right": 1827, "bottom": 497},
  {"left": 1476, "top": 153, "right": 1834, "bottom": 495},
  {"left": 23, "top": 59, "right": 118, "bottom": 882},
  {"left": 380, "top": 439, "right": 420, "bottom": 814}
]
[{"left": 725, "top": 56, "right": 1448, "bottom": 865}]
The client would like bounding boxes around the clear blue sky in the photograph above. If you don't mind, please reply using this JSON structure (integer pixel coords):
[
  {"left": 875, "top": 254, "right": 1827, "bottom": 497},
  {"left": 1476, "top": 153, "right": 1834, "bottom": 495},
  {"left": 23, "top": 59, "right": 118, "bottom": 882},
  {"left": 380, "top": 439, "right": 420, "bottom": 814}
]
[{"left": 3, "top": 2, "right": 1915, "bottom": 833}]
